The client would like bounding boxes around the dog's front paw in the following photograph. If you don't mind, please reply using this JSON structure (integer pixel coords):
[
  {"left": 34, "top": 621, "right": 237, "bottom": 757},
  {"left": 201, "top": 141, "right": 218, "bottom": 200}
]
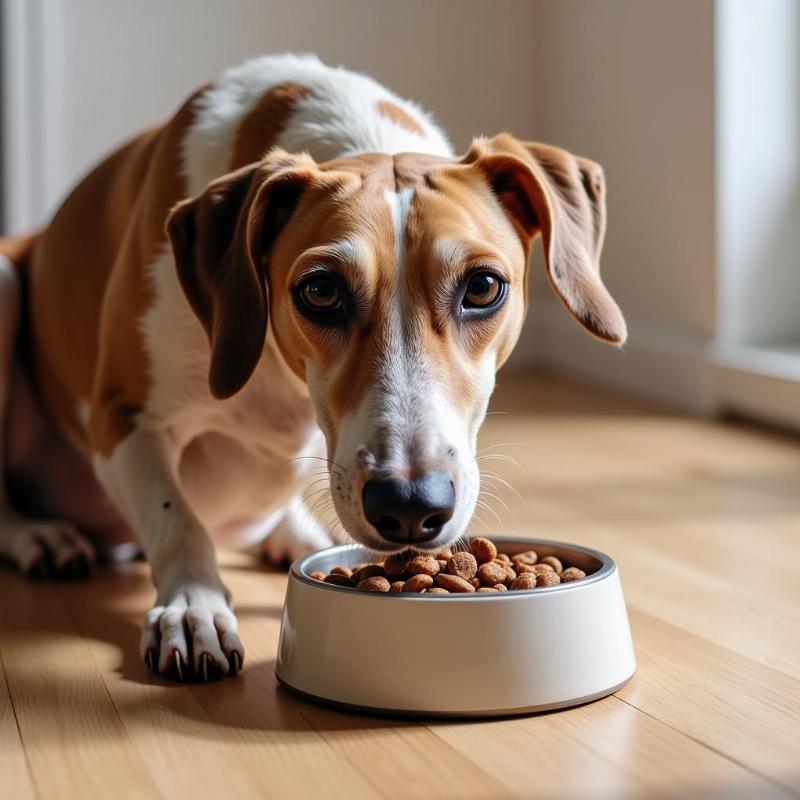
[{"left": 141, "top": 582, "right": 244, "bottom": 682}]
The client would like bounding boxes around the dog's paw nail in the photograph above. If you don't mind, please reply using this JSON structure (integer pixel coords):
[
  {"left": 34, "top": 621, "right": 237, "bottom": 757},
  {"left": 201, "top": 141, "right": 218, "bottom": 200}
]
[
  {"left": 144, "top": 649, "right": 158, "bottom": 674},
  {"left": 162, "top": 651, "right": 185, "bottom": 681},
  {"left": 198, "top": 653, "right": 226, "bottom": 683},
  {"left": 24, "top": 559, "right": 47, "bottom": 581},
  {"left": 25, "top": 554, "right": 53, "bottom": 581},
  {"left": 228, "top": 651, "right": 242, "bottom": 676},
  {"left": 174, "top": 651, "right": 184, "bottom": 681},
  {"left": 63, "top": 553, "right": 93, "bottom": 581}
]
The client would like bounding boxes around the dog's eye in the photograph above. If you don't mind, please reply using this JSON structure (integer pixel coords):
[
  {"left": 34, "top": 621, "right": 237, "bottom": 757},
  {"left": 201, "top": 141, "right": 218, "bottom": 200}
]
[
  {"left": 298, "top": 276, "right": 343, "bottom": 312},
  {"left": 462, "top": 272, "right": 504, "bottom": 309}
]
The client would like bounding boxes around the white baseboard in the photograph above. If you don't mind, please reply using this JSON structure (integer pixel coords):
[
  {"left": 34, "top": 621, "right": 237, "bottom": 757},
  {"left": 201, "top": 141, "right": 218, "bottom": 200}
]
[
  {"left": 506, "top": 301, "right": 717, "bottom": 414},
  {"left": 713, "top": 342, "right": 800, "bottom": 430}
]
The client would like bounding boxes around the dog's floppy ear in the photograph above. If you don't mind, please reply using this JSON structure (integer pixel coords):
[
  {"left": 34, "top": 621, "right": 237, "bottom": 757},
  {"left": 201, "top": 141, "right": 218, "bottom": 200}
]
[
  {"left": 166, "top": 152, "right": 314, "bottom": 399},
  {"left": 466, "top": 134, "right": 626, "bottom": 345}
]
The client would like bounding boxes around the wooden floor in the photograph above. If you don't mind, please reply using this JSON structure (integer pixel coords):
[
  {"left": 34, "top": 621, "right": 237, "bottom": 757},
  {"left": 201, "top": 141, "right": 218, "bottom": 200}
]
[{"left": 1, "top": 372, "right": 798, "bottom": 800}]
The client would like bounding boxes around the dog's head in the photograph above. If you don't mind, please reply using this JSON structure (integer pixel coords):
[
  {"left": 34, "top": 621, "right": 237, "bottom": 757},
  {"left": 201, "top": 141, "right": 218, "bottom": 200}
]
[{"left": 167, "top": 134, "right": 625, "bottom": 553}]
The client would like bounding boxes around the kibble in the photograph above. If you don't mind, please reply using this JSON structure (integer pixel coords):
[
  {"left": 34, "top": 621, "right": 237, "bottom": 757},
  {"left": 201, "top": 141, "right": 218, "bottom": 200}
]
[
  {"left": 309, "top": 539, "right": 592, "bottom": 595},
  {"left": 384, "top": 553, "right": 411, "bottom": 577},
  {"left": 435, "top": 573, "right": 476, "bottom": 593},
  {"left": 351, "top": 564, "right": 385, "bottom": 583},
  {"left": 512, "top": 550, "right": 538, "bottom": 567},
  {"left": 560, "top": 567, "right": 586, "bottom": 583},
  {"left": 477, "top": 561, "right": 506, "bottom": 586},
  {"left": 447, "top": 552, "right": 478, "bottom": 581},
  {"left": 536, "top": 570, "right": 561, "bottom": 587},
  {"left": 403, "top": 573, "right": 434, "bottom": 593},
  {"left": 539, "top": 555, "right": 563, "bottom": 573},
  {"left": 407, "top": 555, "right": 440, "bottom": 577},
  {"left": 511, "top": 572, "right": 537, "bottom": 590},
  {"left": 356, "top": 575, "right": 391, "bottom": 592},
  {"left": 324, "top": 573, "right": 355, "bottom": 587},
  {"left": 330, "top": 565, "right": 353, "bottom": 578},
  {"left": 469, "top": 537, "right": 498, "bottom": 564}
]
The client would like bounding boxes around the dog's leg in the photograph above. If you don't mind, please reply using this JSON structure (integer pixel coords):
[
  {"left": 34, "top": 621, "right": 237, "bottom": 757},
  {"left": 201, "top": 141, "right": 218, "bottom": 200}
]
[
  {"left": 0, "top": 256, "right": 96, "bottom": 578},
  {"left": 259, "top": 494, "right": 333, "bottom": 566},
  {"left": 94, "top": 428, "right": 244, "bottom": 681}
]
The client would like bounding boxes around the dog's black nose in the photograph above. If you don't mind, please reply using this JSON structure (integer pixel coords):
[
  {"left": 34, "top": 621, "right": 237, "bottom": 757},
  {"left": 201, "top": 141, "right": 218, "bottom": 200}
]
[{"left": 362, "top": 472, "right": 455, "bottom": 544}]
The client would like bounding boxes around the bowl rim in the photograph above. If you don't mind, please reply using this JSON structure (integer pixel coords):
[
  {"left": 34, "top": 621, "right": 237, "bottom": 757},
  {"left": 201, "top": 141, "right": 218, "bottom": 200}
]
[{"left": 290, "top": 537, "right": 616, "bottom": 600}]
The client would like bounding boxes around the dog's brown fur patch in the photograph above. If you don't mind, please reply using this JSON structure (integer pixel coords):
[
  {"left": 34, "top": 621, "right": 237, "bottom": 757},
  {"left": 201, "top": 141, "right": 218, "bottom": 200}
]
[
  {"left": 377, "top": 100, "right": 425, "bottom": 136},
  {"left": 231, "top": 82, "right": 311, "bottom": 169}
]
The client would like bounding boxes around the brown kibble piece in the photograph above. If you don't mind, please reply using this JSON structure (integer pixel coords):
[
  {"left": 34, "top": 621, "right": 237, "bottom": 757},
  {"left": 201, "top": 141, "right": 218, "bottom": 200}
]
[
  {"left": 330, "top": 565, "right": 352, "bottom": 577},
  {"left": 351, "top": 564, "right": 386, "bottom": 583},
  {"left": 533, "top": 563, "right": 555, "bottom": 574},
  {"left": 436, "top": 573, "right": 476, "bottom": 593},
  {"left": 324, "top": 573, "right": 355, "bottom": 587},
  {"left": 560, "top": 567, "right": 586, "bottom": 583},
  {"left": 515, "top": 563, "right": 538, "bottom": 575},
  {"left": 357, "top": 576, "right": 391, "bottom": 592},
  {"left": 504, "top": 566, "right": 517, "bottom": 587},
  {"left": 478, "top": 561, "right": 506, "bottom": 586},
  {"left": 477, "top": 587, "right": 499, "bottom": 593},
  {"left": 470, "top": 577, "right": 481, "bottom": 588},
  {"left": 389, "top": 581, "right": 406, "bottom": 592},
  {"left": 536, "top": 570, "right": 561, "bottom": 588},
  {"left": 384, "top": 552, "right": 412, "bottom": 577},
  {"left": 495, "top": 553, "right": 511, "bottom": 565},
  {"left": 493, "top": 583, "right": 508, "bottom": 592},
  {"left": 309, "top": 571, "right": 327, "bottom": 581},
  {"left": 436, "top": 559, "right": 449, "bottom": 571},
  {"left": 540, "top": 556, "right": 563, "bottom": 573},
  {"left": 512, "top": 550, "right": 538, "bottom": 567},
  {"left": 426, "top": 587, "right": 450, "bottom": 595},
  {"left": 407, "top": 555, "right": 440, "bottom": 577},
  {"left": 446, "top": 551, "right": 478, "bottom": 580},
  {"left": 469, "top": 537, "right": 498, "bottom": 564},
  {"left": 403, "top": 574, "right": 434, "bottom": 593},
  {"left": 434, "top": 549, "right": 453, "bottom": 559},
  {"left": 510, "top": 573, "right": 537, "bottom": 590}
]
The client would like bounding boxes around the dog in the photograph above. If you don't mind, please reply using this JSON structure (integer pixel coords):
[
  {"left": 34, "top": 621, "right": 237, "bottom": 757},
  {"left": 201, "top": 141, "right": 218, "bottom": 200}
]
[{"left": 0, "top": 54, "right": 625, "bottom": 681}]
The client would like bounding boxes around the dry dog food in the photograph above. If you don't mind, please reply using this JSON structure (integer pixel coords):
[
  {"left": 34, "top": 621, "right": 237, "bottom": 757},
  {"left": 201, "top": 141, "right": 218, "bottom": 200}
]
[{"left": 310, "top": 537, "right": 589, "bottom": 594}]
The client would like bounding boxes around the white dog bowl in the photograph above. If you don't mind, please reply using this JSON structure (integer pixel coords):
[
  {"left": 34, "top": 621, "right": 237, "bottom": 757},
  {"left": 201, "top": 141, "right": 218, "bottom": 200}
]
[{"left": 276, "top": 538, "right": 635, "bottom": 716}]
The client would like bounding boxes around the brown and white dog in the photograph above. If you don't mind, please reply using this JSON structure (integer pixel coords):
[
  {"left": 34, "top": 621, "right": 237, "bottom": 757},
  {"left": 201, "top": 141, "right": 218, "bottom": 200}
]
[{"left": 0, "top": 54, "right": 625, "bottom": 681}]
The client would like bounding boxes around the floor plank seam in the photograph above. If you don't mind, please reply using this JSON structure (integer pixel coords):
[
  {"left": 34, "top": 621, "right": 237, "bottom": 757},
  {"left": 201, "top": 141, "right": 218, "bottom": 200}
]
[
  {"left": 613, "top": 693, "right": 799, "bottom": 797},
  {"left": 0, "top": 648, "right": 41, "bottom": 800}
]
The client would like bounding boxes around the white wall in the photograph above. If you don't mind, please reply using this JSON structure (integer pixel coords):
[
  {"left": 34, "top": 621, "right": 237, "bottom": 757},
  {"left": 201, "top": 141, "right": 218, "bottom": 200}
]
[
  {"left": 2, "top": 0, "right": 541, "bottom": 231},
  {"left": 511, "top": 0, "right": 718, "bottom": 411}
]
